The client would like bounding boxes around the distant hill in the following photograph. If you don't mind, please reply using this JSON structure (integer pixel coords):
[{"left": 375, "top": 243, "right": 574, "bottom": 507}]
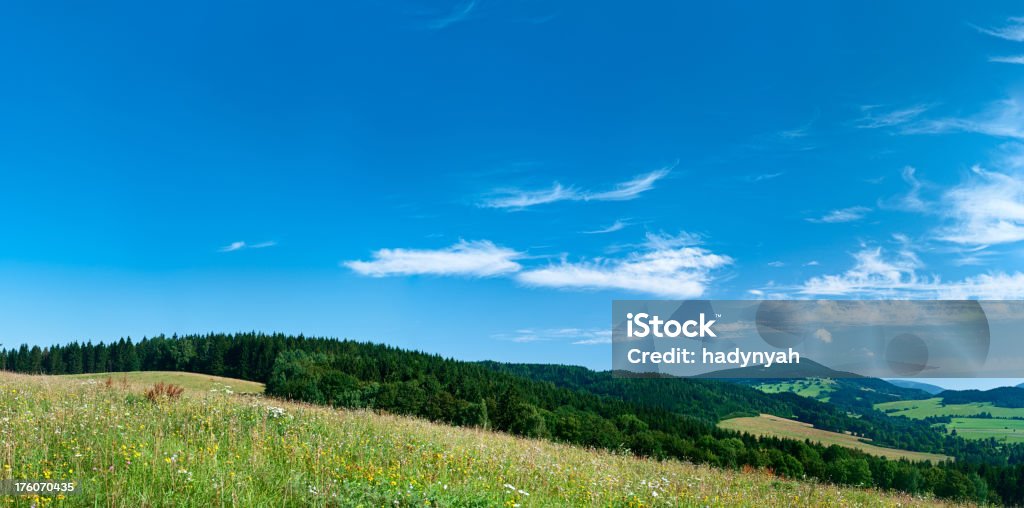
[
  {"left": 706, "top": 358, "right": 935, "bottom": 408},
  {"left": 939, "top": 386, "right": 1024, "bottom": 408},
  {"left": 694, "top": 357, "right": 850, "bottom": 379},
  {"left": 887, "top": 380, "right": 946, "bottom": 395}
]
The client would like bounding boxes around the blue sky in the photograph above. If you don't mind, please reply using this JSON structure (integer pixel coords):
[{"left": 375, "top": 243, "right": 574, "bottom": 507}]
[{"left": 2, "top": 2, "right": 1024, "bottom": 388}]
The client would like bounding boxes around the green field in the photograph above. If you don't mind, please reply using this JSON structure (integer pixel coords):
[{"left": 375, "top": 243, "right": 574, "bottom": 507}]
[
  {"left": 719, "top": 414, "right": 950, "bottom": 463},
  {"left": 754, "top": 379, "right": 836, "bottom": 402},
  {"left": 58, "top": 371, "right": 264, "bottom": 394},
  {"left": 0, "top": 371, "right": 957, "bottom": 507},
  {"left": 874, "top": 398, "right": 1024, "bottom": 419},
  {"left": 944, "top": 417, "right": 1024, "bottom": 444}
]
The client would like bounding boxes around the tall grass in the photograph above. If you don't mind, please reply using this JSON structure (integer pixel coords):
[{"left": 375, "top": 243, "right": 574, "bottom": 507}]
[{"left": 0, "top": 372, "right": 960, "bottom": 507}]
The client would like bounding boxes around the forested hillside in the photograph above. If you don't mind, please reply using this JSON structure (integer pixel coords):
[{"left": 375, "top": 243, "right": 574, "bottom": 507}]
[
  {"left": 3, "top": 333, "right": 1024, "bottom": 503},
  {"left": 485, "top": 362, "right": 1021, "bottom": 465}
]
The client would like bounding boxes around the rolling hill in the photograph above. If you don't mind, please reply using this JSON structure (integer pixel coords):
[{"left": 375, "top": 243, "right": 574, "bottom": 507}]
[
  {"left": 1, "top": 333, "right": 1017, "bottom": 504},
  {"left": 887, "top": 380, "right": 946, "bottom": 395},
  {"left": 713, "top": 359, "right": 934, "bottom": 409},
  {"left": 0, "top": 371, "right": 956, "bottom": 507},
  {"left": 875, "top": 388, "right": 1024, "bottom": 446}
]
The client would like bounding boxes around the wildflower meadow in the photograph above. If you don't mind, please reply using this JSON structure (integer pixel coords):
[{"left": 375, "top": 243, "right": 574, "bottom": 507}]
[{"left": 0, "top": 372, "right": 960, "bottom": 507}]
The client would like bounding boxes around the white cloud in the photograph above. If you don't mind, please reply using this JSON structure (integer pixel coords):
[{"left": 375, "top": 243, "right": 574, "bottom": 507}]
[
  {"left": 493, "top": 327, "right": 611, "bottom": 345},
  {"left": 938, "top": 166, "right": 1024, "bottom": 245},
  {"left": 806, "top": 206, "right": 871, "bottom": 223},
  {"left": 480, "top": 183, "right": 578, "bottom": 209},
  {"left": 814, "top": 328, "right": 833, "bottom": 343},
  {"left": 768, "top": 261, "right": 785, "bottom": 267},
  {"left": 799, "top": 246, "right": 925, "bottom": 296},
  {"left": 219, "top": 240, "right": 276, "bottom": 253},
  {"left": 990, "top": 55, "right": 1024, "bottom": 64},
  {"left": 741, "top": 172, "right": 784, "bottom": 183},
  {"left": 855, "top": 104, "right": 930, "bottom": 129},
  {"left": 219, "top": 241, "right": 246, "bottom": 253},
  {"left": 879, "top": 166, "right": 928, "bottom": 212},
  {"left": 587, "top": 169, "right": 671, "bottom": 201},
  {"left": 516, "top": 232, "right": 732, "bottom": 298},
  {"left": 573, "top": 337, "right": 613, "bottom": 345},
  {"left": 427, "top": 0, "right": 477, "bottom": 29},
  {"left": 583, "top": 219, "right": 628, "bottom": 234},
  {"left": 905, "top": 98, "right": 1024, "bottom": 139},
  {"left": 344, "top": 240, "right": 522, "bottom": 277},
  {"left": 797, "top": 246, "right": 1024, "bottom": 298},
  {"left": 874, "top": 158, "right": 1024, "bottom": 248},
  {"left": 643, "top": 230, "right": 704, "bottom": 249},
  {"left": 480, "top": 166, "right": 672, "bottom": 210},
  {"left": 804, "top": 260, "right": 820, "bottom": 266},
  {"left": 975, "top": 17, "right": 1024, "bottom": 42},
  {"left": 937, "top": 272, "right": 1024, "bottom": 299}
]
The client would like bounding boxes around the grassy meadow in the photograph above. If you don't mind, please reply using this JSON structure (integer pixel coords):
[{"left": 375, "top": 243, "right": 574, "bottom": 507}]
[
  {"left": 718, "top": 414, "right": 950, "bottom": 463},
  {"left": 57, "top": 371, "right": 265, "bottom": 394},
  {"left": 943, "top": 418, "right": 1024, "bottom": 444},
  {"left": 754, "top": 379, "right": 836, "bottom": 402},
  {"left": 875, "top": 398, "right": 1024, "bottom": 444},
  {"left": 875, "top": 398, "right": 1024, "bottom": 420},
  {"left": 0, "top": 371, "right": 963, "bottom": 507}
]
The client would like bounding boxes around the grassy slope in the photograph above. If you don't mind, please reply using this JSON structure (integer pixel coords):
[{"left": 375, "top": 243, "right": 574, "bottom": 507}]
[
  {"left": 945, "top": 418, "right": 1024, "bottom": 444},
  {"left": 0, "top": 372, "right": 958, "bottom": 507},
  {"left": 58, "top": 371, "right": 264, "bottom": 394},
  {"left": 875, "top": 398, "right": 1024, "bottom": 444},
  {"left": 719, "top": 414, "right": 950, "bottom": 463},
  {"left": 875, "top": 398, "right": 1024, "bottom": 419}
]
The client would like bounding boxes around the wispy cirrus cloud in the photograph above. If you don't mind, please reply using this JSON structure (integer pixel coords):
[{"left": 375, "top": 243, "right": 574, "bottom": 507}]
[
  {"left": 974, "top": 17, "right": 1024, "bottom": 42},
  {"left": 878, "top": 166, "right": 928, "bottom": 212},
  {"left": 494, "top": 327, "right": 611, "bottom": 345},
  {"left": 479, "top": 166, "right": 673, "bottom": 210},
  {"left": 516, "top": 232, "right": 732, "bottom": 298},
  {"left": 938, "top": 165, "right": 1024, "bottom": 246},
  {"left": 480, "top": 183, "right": 578, "bottom": 209},
  {"left": 903, "top": 98, "right": 1024, "bottom": 139},
  {"left": 855, "top": 104, "right": 931, "bottom": 129},
  {"left": 806, "top": 206, "right": 871, "bottom": 224},
  {"left": 218, "top": 240, "right": 277, "bottom": 253},
  {"left": 740, "top": 172, "right": 784, "bottom": 183},
  {"left": 425, "top": 0, "right": 477, "bottom": 29},
  {"left": 582, "top": 219, "right": 629, "bottom": 234},
  {"left": 989, "top": 55, "right": 1024, "bottom": 64},
  {"left": 415, "top": 0, "right": 557, "bottom": 30},
  {"left": 344, "top": 240, "right": 522, "bottom": 277},
  {"left": 872, "top": 156, "right": 1024, "bottom": 248},
  {"left": 587, "top": 169, "right": 670, "bottom": 201}
]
